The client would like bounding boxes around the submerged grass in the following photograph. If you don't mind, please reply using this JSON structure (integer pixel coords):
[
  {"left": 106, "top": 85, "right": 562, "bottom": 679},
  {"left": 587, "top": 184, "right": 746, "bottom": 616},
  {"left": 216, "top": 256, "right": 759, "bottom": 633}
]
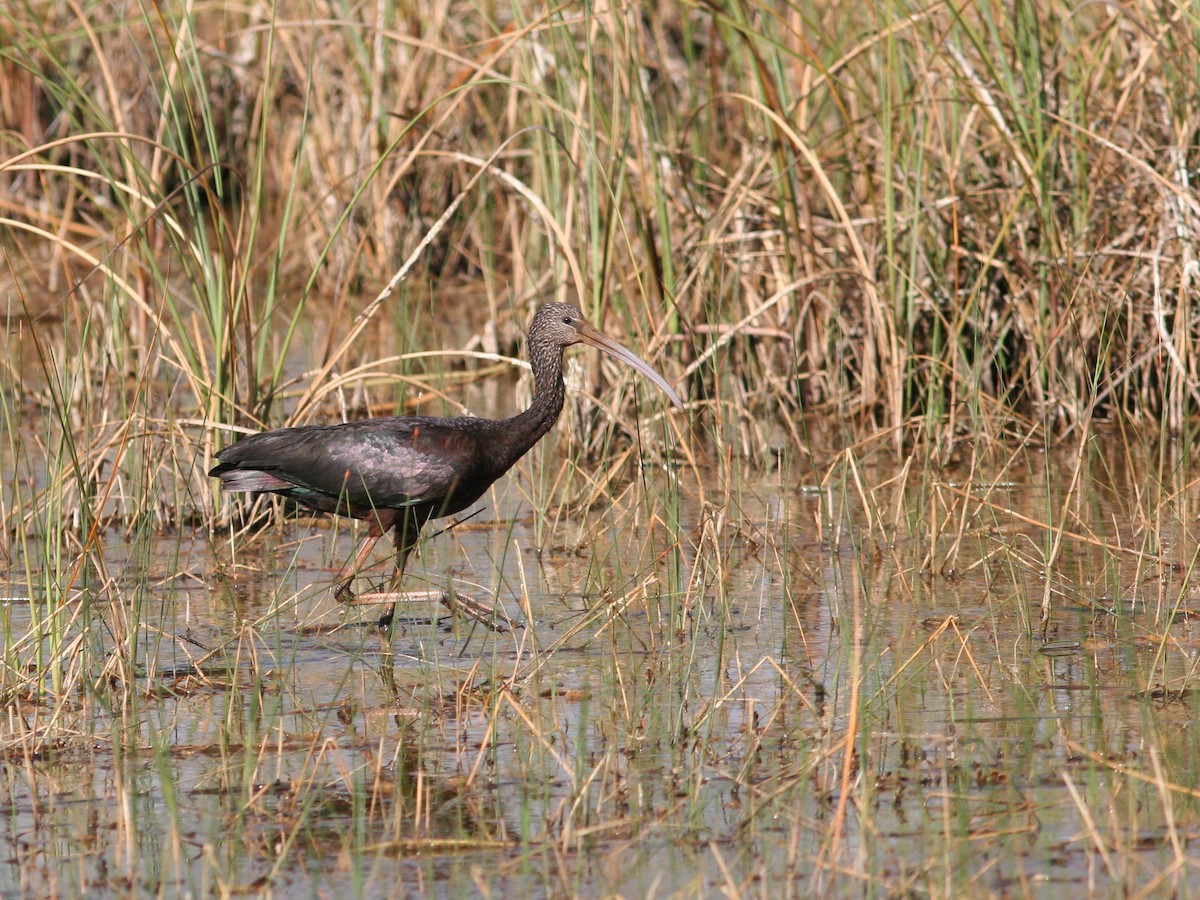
[{"left": 4, "top": 0, "right": 1200, "bottom": 896}]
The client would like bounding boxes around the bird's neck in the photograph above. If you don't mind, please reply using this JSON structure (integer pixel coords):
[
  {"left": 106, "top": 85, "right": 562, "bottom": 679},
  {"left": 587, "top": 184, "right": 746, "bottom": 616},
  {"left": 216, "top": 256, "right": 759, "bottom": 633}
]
[{"left": 489, "top": 360, "right": 566, "bottom": 476}]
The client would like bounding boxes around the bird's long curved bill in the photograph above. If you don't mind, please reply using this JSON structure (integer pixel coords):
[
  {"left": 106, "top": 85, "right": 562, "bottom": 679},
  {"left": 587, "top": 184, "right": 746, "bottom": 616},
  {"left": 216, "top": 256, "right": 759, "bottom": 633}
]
[{"left": 576, "top": 321, "right": 684, "bottom": 410}]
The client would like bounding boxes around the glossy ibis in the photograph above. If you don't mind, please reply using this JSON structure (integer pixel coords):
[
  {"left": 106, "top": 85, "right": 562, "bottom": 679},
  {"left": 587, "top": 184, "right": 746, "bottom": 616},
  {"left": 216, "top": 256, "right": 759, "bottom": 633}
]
[{"left": 210, "top": 302, "right": 682, "bottom": 633}]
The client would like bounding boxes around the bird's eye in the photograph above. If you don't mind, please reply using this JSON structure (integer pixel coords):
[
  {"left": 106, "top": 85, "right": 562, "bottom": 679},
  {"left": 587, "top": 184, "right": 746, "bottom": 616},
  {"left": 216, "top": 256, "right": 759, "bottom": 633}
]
[{"left": 562, "top": 316, "right": 573, "bottom": 325}]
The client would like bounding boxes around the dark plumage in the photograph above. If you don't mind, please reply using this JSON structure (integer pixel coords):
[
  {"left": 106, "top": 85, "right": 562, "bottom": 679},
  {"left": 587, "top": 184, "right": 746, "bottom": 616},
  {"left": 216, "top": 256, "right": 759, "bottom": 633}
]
[{"left": 210, "top": 302, "right": 682, "bottom": 631}]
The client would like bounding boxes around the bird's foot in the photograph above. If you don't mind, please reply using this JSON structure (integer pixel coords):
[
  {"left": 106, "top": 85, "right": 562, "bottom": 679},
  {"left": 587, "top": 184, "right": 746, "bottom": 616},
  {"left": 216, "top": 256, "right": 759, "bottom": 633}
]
[
  {"left": 333, "top": 581, "right": 356, "bottom": 604},
  {"left": 345, "top": 588, "right": 444, "bottom": 607},
  {"left": 351, "top": 588, "right": 519, "bottom": 634},
  {"left": 441, "top": 589, "right": 520, "bottom": 634}
]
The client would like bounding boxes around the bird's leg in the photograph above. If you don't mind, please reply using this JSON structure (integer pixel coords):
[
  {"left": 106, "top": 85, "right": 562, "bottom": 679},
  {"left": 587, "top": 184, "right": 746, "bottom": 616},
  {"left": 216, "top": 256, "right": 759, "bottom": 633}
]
[
  {"left": 337, "top": 516, "right": 423, "bottom": 641},
  {"left": 332, "top": 526, "right": 385, "bottom": 602},
  {"left": 375, "top": 530, "right": 418, "bottom": 638},
  {"left": 350, "top": 520, "right": 518, "bottom": 634}
]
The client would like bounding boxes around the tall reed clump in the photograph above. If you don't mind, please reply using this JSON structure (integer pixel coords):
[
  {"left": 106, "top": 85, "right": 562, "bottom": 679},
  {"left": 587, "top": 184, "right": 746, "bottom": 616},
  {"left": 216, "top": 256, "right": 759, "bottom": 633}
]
[{"left": 650, "top": 0, "right": 1197, "bottom": 459}]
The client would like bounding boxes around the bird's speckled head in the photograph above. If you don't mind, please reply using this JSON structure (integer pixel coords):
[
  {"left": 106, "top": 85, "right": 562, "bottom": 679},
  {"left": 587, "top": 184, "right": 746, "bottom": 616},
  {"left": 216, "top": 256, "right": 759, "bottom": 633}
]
[
  {"left": 526, "top": 302, "right": 590, "bottom": 348},
  {"left": 524, "top": 302, "right": 684, "bottom": 409}
]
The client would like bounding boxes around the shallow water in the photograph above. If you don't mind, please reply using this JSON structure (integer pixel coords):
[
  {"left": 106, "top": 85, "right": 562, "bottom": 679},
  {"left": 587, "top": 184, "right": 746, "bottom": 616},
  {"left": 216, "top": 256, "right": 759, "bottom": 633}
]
[{"left": 4, "top": 402, "right": 1200, "bottom": 896}]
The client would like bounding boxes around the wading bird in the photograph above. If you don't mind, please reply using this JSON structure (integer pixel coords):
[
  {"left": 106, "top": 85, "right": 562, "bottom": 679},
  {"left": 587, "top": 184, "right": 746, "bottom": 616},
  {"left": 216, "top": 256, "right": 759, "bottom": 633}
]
[{"left": 210, "top": 302, "right": 682, "bottom": 633}]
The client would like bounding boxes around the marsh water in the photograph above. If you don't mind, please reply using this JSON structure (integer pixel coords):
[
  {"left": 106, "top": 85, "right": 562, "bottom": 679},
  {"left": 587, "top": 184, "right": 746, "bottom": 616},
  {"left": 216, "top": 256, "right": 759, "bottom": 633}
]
[{"left": 4, "top": 359, "right": 1200, "bottom": 896}]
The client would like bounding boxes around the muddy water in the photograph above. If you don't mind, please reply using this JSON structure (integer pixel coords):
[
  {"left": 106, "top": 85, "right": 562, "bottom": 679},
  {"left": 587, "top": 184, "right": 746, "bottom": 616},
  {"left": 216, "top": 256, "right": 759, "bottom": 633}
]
[{"left": 4, "top": 387, "right": 1200, "bottom": 894}]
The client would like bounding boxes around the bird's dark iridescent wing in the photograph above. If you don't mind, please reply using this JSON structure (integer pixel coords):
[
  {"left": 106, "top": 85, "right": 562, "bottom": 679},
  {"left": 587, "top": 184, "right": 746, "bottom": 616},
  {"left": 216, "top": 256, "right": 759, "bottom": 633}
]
[{"left": 212, "top": 417, "right": 483, "bottom": 515}]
